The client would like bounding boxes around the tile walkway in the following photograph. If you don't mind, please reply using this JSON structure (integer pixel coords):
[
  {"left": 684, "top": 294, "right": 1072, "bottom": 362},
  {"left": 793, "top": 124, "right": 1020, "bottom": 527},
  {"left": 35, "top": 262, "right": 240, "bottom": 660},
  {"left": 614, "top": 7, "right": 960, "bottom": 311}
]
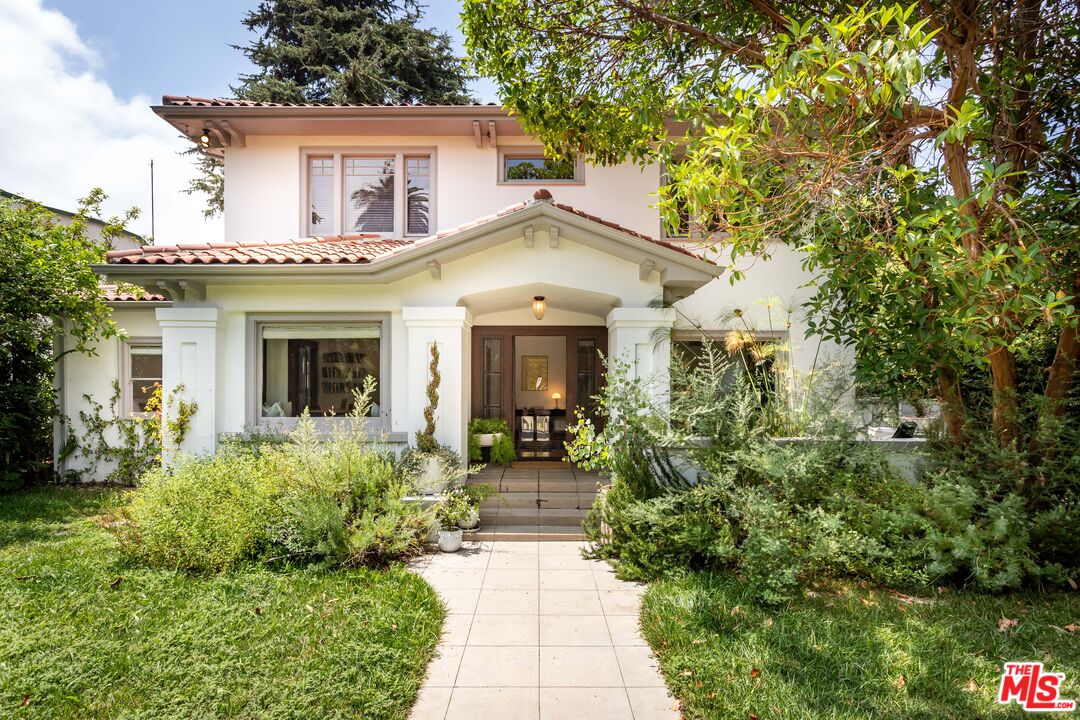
[{"left": 408, "top": 540, "right": 680, "bottom": 720}]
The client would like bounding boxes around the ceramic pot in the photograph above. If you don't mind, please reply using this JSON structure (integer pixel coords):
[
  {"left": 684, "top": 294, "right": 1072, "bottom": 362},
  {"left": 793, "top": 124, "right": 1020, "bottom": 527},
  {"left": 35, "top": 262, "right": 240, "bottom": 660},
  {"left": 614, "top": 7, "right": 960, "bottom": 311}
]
[
  {"left": 457, "top": 507, "right": 480, "bottom": 530},
  {"left": 438, "top": 528, "right": 463, "bottom": 552}
]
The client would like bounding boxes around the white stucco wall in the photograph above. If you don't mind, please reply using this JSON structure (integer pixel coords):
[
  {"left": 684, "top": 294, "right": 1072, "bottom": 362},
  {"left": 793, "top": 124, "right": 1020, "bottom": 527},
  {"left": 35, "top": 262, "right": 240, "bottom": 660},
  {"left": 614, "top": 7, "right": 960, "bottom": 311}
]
[
  {"left": 224, "top": 135, "right": 663, "bottom": 243},
  {"left": 58, "top": 306, "right": 163, "bottom": 479}
]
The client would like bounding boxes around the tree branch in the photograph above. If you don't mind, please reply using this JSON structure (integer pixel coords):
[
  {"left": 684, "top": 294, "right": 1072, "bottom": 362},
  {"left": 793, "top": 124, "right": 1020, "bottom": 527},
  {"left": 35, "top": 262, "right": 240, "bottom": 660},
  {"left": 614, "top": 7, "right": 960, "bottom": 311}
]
[{"left": 612, "top": 0, "right": 767, "bottom": 62}]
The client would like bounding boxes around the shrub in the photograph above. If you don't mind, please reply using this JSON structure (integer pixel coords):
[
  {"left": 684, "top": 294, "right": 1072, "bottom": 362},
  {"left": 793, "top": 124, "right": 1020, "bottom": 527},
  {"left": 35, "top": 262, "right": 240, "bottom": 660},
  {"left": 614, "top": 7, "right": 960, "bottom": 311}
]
[
  {"left": 112, "top": 441, "right": 284, "bottom": 572},
  {"left": 112, "top": 381, "right": 434, "bottom": 572},
  {"left": 577, "top": 345, "right": 1078, "bottom": 602}
]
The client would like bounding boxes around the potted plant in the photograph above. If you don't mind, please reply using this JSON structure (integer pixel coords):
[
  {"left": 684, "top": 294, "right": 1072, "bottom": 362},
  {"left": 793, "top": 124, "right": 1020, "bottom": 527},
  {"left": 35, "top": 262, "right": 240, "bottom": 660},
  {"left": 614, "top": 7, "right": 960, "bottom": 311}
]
[
  {"left": 468, "top": 417, "right": 516, "bottom": 464},
  {"left": 413, "top": 344, "right": 446, "bottom": 494},
  {"left": 458, "top": 483, "right": 499, "bottom": 530},
  {"left": 435, "top": 488, "right": 471, "bottom": 552}
]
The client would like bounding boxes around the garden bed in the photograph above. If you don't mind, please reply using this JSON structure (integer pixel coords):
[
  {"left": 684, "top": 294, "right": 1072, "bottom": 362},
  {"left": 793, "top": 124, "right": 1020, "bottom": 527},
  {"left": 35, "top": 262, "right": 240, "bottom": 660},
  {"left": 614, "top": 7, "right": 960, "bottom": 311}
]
[
  {"left": 0, "top": 487, "right": 444, "bottom": 719},
  {"left": 641, "top": 572, "right": 1079, "bottom": 719}
]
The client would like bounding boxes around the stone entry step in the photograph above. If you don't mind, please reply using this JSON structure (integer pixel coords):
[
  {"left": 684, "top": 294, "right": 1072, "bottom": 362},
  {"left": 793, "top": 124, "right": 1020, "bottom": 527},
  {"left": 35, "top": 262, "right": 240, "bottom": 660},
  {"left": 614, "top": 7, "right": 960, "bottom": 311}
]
[{"left": 465, "top": 465, "right": 609, "bottom": 540}]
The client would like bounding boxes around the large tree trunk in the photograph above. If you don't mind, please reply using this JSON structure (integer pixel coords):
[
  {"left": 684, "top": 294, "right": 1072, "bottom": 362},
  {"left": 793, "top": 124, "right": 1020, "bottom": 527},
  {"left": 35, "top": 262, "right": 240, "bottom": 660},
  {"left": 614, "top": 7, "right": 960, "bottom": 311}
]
[
  {"left": 989, "top": 346, "right": 1019, "bottom": 446},
  {"left": 937, "top": 365, "right": 966, "bottom": 443}
]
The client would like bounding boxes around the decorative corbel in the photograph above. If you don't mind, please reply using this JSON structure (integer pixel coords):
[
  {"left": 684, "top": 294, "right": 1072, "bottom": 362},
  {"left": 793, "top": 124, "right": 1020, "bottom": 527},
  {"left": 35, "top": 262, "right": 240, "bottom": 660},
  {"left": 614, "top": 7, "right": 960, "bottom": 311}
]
[
  {"left": 487, "top": 120, "right": 498, "bottom": 148},
  {"left": 523, "top": 225, "right": 534, "bottom": 247},
  {"left": 218, "top": 120, "right": 246, "bottom": 147},
  {"left": 156, "top": 280, "right": 183, "bottom": 301},
  {"left": 472, "top": 120, "right": 483, "bottom": 148},
  {"left": 178, "top": 279, "right": 206, "bottom": 301},
  {"left": 549, "top": 224, "right": 560, "bottom": 248},
  {"left": 427, "top": 260, "right": 441, "bottom": 280},
  {"left": 639, "top": 259, "right": 656, "bottom": 281}
]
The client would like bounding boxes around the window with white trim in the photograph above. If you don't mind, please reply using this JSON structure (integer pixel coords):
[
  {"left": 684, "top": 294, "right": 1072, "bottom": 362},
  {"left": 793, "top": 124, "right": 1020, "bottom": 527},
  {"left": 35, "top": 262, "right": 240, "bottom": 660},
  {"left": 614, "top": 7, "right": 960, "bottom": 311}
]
[
  {"left": 259, "top": 323, "right": 384, "bottom": 419},
  {"left": 304, "top": 150, "right": 433, "bottom": 237},
  {"left": 124, "top": 343, "right": 162, "bottom": 413}
]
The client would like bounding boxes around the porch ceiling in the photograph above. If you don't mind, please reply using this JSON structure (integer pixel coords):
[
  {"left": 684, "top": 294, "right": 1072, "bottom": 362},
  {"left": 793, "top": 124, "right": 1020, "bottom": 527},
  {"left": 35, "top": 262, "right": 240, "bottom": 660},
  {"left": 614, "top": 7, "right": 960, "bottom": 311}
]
[{"left": 459, "top": 283, "right": 620, "bottom": 318}]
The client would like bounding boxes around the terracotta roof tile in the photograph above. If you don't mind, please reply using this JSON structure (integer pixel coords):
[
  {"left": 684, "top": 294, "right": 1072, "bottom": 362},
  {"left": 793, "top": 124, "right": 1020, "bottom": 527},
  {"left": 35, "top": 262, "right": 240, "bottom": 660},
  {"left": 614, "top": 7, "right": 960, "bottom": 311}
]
[
  {"left": 103, "top": 193, "right": 712, "bottom": 267},
  {"left": 105, "top": 234, "right": 407, "bottom": 265},
  {"left": 100, "top": 284, "right": 167, "bottom": 302},
  {"left": 162, "top": 95, "right": 502, "bottom": 109}
]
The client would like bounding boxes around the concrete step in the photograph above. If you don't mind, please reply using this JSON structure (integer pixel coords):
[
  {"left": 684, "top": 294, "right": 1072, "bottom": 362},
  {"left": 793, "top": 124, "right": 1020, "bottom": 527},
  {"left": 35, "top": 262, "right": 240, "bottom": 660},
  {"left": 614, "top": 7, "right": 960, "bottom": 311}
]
[
  {"left": 480, "top": 507, "right": 589, "bottom": 527},
  {"left": 468, "top": 525, "right": 585, "bottom": 541}
]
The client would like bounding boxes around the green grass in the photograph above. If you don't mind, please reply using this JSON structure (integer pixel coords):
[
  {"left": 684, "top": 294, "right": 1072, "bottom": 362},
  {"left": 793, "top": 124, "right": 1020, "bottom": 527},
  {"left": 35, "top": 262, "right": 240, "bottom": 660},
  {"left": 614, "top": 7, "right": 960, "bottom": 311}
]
[
  {"left": 641, "top": 572, "right": 1079, "bottom": 720},
  {"left": 0, "top": 487, "right": 444, "bottom": 719}
]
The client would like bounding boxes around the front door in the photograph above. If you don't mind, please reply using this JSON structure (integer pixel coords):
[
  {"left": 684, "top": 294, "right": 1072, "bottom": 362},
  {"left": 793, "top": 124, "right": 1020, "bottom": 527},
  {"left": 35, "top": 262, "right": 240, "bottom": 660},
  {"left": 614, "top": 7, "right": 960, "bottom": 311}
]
[{"left": 471, "top": 326, "right": 607, "bottom": 458}]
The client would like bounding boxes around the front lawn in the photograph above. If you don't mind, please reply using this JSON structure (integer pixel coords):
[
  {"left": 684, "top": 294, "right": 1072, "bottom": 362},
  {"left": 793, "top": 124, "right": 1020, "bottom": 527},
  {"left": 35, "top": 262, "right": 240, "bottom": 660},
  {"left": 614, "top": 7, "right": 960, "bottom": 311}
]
[
  {"left": 642, "top": 572, "right": 1079, "bottom": 720},
  {"left": 0, "top": 487, "right": 443, "bottom": 719}
]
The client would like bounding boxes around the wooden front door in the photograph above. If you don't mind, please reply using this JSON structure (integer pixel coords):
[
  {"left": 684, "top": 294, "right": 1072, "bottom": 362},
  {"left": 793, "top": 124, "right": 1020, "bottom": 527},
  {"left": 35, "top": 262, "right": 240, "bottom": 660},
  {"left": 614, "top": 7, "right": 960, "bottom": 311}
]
[{"left": 471, "top": 326, "right": 608, "bottom": 432}]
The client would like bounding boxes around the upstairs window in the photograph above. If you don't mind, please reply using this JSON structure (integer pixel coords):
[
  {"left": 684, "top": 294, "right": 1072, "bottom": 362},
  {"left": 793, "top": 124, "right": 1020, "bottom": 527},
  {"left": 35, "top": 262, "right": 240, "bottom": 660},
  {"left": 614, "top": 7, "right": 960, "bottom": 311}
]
[
  {"left": 499, "top": 149, "right": 581, "bottom": 183},
  {"left": 303, "top": 150, "right": 433, "bottom": 237}
]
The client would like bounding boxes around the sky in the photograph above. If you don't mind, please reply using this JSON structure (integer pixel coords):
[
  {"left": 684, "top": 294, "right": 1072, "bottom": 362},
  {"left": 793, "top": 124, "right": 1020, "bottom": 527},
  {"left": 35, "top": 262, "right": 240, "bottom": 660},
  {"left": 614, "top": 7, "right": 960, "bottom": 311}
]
[{"left": 0, "top": 0, "right": 497, "bottom": 245}]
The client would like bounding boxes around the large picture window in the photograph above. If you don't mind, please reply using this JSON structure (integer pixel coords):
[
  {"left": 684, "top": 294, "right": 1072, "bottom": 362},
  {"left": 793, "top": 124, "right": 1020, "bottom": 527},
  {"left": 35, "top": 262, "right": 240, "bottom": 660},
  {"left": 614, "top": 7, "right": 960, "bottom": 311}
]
[
  {"left": 260, "top": 323, "right": 383, "bottom": 419},
  {"left": 304, "top": 149, "right": 433, "bottom": 237}
]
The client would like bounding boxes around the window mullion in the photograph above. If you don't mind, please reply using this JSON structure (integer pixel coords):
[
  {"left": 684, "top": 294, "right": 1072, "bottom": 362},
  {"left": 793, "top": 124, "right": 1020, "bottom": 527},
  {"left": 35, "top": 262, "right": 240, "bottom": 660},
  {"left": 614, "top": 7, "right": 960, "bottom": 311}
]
[
  {"left": 333, "top": 152, "right": 343, "bottom": 235},
  {"left": 395, "top": 152, "right": 405, "bottom": 237}
]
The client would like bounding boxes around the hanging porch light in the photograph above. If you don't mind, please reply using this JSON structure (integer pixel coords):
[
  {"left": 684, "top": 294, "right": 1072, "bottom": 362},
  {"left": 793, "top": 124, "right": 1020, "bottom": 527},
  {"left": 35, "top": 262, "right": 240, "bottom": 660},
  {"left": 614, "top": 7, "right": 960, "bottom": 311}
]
[{"left": 531, "top": 295, "right": 547, "bottom": 320}]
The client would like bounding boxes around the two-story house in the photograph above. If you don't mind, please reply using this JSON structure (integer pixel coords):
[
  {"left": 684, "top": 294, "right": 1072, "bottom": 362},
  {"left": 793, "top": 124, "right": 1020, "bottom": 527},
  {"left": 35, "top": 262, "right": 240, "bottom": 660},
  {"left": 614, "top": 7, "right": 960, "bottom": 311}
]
[{"left": 58, "top": 95, "right": 831, "bottom": 476}]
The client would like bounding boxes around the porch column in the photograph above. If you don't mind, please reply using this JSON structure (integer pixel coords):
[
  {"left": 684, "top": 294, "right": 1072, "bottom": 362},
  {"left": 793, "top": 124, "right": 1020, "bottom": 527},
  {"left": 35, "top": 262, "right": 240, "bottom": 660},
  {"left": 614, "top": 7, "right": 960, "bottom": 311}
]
[
  {"left": 606, "top": 307, "right": 676, "bottom": 403},
  {"left": 402, "top": 307, "right": 473, "bottom": 456},
  {"left": 155, "top": 307, "right": 219, "bottom": 459}
]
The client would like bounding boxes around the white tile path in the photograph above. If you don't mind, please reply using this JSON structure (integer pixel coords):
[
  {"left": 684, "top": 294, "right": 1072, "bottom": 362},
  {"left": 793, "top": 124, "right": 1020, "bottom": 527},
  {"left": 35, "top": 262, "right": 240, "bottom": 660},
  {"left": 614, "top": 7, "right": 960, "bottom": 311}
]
[{"left": 408, "top": 540, "right": 680, "bottom": 720}]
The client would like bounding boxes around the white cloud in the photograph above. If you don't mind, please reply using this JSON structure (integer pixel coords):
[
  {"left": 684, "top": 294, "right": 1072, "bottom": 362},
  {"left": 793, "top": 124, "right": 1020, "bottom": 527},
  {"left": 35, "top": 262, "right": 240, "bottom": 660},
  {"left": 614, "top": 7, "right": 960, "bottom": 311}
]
[{"left": 0, "top": 0, "right": 222, "bottom": 244}]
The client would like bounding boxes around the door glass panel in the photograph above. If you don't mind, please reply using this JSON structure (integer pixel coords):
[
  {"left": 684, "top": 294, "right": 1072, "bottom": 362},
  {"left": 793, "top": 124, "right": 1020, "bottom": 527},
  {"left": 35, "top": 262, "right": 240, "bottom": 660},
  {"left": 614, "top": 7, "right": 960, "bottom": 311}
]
[
  {"left": 576, "top": 338, "right": 596, "bottom": 403},
  {"left": 482, "top": 337, "right": 502, "bottom": 418}
]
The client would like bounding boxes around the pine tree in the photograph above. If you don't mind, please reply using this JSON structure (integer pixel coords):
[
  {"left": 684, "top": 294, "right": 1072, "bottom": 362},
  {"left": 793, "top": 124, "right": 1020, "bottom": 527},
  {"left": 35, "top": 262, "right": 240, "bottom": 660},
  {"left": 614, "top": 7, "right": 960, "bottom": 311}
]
[{"left": 185, "top": 0, "right": 473, "bottom": 216}]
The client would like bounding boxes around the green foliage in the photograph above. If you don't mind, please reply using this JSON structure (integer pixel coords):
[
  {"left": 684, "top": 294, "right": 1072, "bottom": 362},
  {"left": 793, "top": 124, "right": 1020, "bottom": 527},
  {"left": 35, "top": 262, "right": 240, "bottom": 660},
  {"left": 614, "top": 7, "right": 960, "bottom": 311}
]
[
  {"left": 434, "top": 486, "right": 472, "bottom": 530},
  {"left": 113, "top": 441, "right": 284, "bottom": 572},
  {"left": 0, "top": 190, "right": 132, "bottom": 489},
  {"left": 641, "top": 572, "right": 1080, "bottom": 720},
  {"left": 467, "top": 417, "right": 515, "bottom": 464},
  {"left": 112, "top": 381, "right": 434, "bottom": 572},
  {"left": 464, "top": 0, "right": 1080, "bottom": 449},
  {"left": 188, "top": 0, "right": 473, "bottom": 216},
  {"left": 415, "top": 343, "right": 440, "bottom": 453},
  {"left": 582, "top": 351, "right": 1078, "bottom": 602},
  {"left": 67, "top": 382, "right": 198, "bottom": 485},
  {"left": 0, "top": 487, "right": 443, "bottom": 719}
]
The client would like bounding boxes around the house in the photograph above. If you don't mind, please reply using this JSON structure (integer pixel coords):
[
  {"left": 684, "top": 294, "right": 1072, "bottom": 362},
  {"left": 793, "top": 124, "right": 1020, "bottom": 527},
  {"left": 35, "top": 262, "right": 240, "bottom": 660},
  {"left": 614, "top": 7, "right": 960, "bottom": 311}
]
[
  {"left": 2, "top": 189, "right": 145, "bottom": 251},
  {"left": 56, "top": 96, "right": 837, "bottom": 477}
]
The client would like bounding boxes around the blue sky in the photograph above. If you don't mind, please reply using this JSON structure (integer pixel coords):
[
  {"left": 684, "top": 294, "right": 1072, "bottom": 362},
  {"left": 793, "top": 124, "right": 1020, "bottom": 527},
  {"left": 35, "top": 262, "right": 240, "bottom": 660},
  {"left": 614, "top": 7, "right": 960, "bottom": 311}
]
[{"left": 42, "top": 0, "right": 498, "bottom": 101}]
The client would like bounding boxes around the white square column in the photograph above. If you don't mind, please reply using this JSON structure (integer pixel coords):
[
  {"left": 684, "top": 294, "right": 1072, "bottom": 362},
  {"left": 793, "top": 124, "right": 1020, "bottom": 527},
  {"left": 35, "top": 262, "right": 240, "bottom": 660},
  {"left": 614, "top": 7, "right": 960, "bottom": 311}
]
[
  {"left": 155, "top": 307, "right": 219, "bottom": 458},
  {"left": 402, "top": 307, "right": 473, "bottom": 456},
  {"left": 606, "top": 307, "right": 676, "bottom": 403}
]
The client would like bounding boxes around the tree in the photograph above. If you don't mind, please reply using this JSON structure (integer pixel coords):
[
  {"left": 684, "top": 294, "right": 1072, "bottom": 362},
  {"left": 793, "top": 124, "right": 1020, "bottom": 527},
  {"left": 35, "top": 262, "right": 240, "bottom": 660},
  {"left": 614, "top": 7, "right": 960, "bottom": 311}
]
[
  {"left": 0, "top": 191, "right": 131, "bottom": 488},
  {"left": 463, "top": 0, "right": 1080, "bottom": 450},
  {"left": 186, "top": 0, "right": 473, "bottom": 215}
]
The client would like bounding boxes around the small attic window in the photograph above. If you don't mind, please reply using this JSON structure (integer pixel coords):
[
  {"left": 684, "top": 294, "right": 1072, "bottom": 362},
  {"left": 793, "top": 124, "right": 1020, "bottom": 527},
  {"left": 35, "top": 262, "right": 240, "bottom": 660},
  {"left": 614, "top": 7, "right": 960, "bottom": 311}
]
[{"left": 499, "top": 149, "right": 582, "bottom": 184}]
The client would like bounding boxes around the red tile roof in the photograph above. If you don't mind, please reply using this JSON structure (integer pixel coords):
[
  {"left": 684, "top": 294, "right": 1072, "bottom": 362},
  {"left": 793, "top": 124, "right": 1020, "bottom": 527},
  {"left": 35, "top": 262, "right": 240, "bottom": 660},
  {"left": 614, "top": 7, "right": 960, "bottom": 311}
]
[
  {"left": 100, "top": 284, "right": 167, "bottom": 302},
  {"left": 104, "top": 193, "right": 712, "bottom": 267},
  {"left": 105, "top": 234, "right": 410, "bottom": 265},
  {"left": 162, "top": 95, "right": 502, "bottom": 109}
]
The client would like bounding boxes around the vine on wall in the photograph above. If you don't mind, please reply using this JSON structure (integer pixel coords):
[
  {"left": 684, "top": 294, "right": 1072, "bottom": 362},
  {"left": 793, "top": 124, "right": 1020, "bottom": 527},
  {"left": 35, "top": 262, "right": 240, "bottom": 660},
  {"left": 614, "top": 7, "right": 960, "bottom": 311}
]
[{"left": 61, "top": 381, "right": 197, "bottom": 485}]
